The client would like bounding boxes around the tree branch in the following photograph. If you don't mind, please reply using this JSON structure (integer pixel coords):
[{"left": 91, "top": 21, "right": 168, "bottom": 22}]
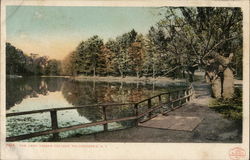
[
  {"left": 162, "top": 66, "right": 181, "bottom": 76},
  {"left": 202, "top": 36, "right": 239, "bottom": 59}
]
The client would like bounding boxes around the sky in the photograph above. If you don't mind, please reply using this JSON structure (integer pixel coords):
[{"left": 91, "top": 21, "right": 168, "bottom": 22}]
[{"left": 6, "top": 6, "right": 164, "bottom": 60}]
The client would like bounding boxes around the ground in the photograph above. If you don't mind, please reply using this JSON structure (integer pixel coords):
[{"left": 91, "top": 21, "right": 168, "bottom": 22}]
[{"left": 59, "top": 81, "right": 242, "bottom": 143}]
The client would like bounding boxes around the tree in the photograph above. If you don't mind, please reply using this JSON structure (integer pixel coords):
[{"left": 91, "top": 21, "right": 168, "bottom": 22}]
[
  {"left": 100, "top": 40, "right": 117, "bottom": 76},
  {"left": 158, "top": 7, "right": 242, "bottom": 98},
  {"left": 6, "top": 43, "right": 26, "bottom": 75},
  {"left": 74, "top": 36, "right": 104, "bottom": 76},
  {"left": 74, "top": 41, "right": 91, "bottom": 75},
  {"left": 144, "top": 27, "right": 168, "bottom": 78},
  {"left": 115, "top": 29, "right": 138, "bottom": 77},
  {"left": 128, "top": 34, "right": 145, "bottom": 78},
  {"left": 45, "top": 59, "right": 61, "bottom": 75},
  {"left": 34, "top": 56, "right": 49, "bottom": 75},
  {"left": 62, "top": 51, "right": 78, "bottom": 76}
]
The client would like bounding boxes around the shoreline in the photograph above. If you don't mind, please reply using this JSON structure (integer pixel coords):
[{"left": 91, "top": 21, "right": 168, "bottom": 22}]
[
  {"left": 72, "top": 75, "right": 188, "bottom": 84},
  {"left": 40, "top": 75, "right": 71, "bottom": 78}
]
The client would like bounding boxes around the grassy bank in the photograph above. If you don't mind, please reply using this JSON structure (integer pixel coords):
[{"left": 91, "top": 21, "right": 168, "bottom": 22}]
[
  {"left": 72, "top": 75, "right": 187, "bottom": 84},
  {"left": 209, "top": 88, "right": 242, "bottom": 121},
  {"left": 41, "top": 75, "right": 71, "bottom": 78}
]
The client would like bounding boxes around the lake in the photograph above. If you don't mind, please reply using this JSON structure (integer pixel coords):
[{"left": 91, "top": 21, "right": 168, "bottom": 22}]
[{"left": 6, "top": 77, "right": 187, "bottom": 142}]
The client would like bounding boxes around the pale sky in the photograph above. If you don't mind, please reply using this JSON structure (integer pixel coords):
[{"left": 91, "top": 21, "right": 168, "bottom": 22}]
[{"left": 6, "top": 6, "right": 163, "bottom": 60}]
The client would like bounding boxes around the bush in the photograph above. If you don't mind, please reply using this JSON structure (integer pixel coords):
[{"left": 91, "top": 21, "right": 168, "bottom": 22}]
[{"left": 209, "top": 87, "right": 242, "bottom": 120}]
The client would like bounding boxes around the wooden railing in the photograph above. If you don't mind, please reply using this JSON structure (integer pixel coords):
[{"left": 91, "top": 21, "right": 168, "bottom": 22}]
[{"left": 6, "top": 85, "right": 194, "bottom": 142}]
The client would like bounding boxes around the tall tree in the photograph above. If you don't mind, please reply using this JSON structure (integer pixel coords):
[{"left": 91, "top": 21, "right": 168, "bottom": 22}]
[
  {"left": 115, "top": 29, "right": 138, "bottom": 77},
  {"left": 144, "top": 27, "right": 167, "bottom": 78},
  {"left": 128, "top": 34, "right": 145, "bottom": 78},
  {"left": 100, "top": 40, "right": 117, "bottom": 76},
  {"left": 75, "top": 36, "right": 104, "bottom": 76},
  {"left": 6, "top": 43, "right": 26, "bottom": 75},
  {"left": 45, "top": 59, "right": 61, "bottom": 75},
  {"left": 62, "top": 51, "right": 77, "bottom": 76},
  {"left": 158, "top": 7, "right": 242, "bottom": 98}
]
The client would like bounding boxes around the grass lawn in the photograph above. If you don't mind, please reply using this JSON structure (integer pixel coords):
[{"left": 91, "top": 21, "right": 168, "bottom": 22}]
[{"left": 209, "top": 88, "right": 242, "bottom": 121}]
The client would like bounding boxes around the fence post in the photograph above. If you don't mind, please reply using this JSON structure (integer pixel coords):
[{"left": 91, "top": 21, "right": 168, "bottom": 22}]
[
  {"left": 168, "top": 93, "right": 171, "bottom": 102},
  {"left": 177, "top": 91, "right": 181, "bottom": 108},
  {"left": 158, "top": 95, "right": 162, "bottom": 104},
  {"left": 158, "top": 95, "right": 163, "bottom": 113},
  {"left": 102, "top": 106, "right": 108, "bottom": 131},
  {"left": 134, "top": 103, "right": 139, "bottom": 126},
  {"left": 148, "top": 99, "right": 152, "bottom": 119},
  {"left": 187, "top": 88, "right": 191, "bottom": 101},
  {"left": 50, "top": 110, "right": 59, "bottom": 139},
  {"left": 190, "top": 86, "right": 194, "bottom": 100},
  {"left": 169, "top": 93, "right": 174, "bottom": 110},
  {"left": 185, "top": 89, "right": 188, "bottom": 103}
]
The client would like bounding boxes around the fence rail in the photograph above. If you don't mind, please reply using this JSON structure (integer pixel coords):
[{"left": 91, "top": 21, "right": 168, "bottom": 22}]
[{"left": 6, "top": 84, "right": 194, "bottom": 142}]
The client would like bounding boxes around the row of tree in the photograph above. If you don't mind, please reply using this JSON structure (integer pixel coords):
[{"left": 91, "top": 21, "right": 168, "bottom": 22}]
[
  {"left": 6, "top": 42, "right": 61, "bottom": 76},
  {"left": 62, "top": 7, "right": 242, "bottom": 77},
  {"left": 61, "top": 7, "right": 243, "bottom": 99},
  {"left": 62, "top": 29, "right": 198, "bottom": 79},
  {"left": 6, "top": 7, "right": 243, "bottom": 99}
]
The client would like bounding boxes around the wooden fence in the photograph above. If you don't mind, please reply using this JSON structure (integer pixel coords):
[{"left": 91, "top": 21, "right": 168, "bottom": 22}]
[{"left": 6, "top": 85, "right": 194, "bottom": 142}]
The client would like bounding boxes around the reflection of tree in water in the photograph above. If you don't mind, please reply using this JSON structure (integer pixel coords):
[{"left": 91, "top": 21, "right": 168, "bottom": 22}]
[
  {"left": 61, "top": 80, "right": 169, "bottom": 123},
  {"left": 62, "top": 80, "right": 97, "bottom": 106},
  {"left": 6, "top": 77, "right": 64, "bottom": 110},
  {"left": 61, "top": 80, "right": 102, "bottom": 122},
  {"left": 43, "top": 78, "right": 64, "bottom": 92}
]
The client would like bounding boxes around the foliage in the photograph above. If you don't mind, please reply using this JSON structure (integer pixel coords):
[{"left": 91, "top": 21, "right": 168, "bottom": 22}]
[
  {"left": 44, "top": 59, "right": 61, "bottom": 75},
  {"left": 6, "top": 42, "right": 29, "bottom": 75},
  {"left": 6, "top": 7, "right": 243, "bottom": 82},
  {"left": 6, "top": 43, "right": 61, "bottom": 76},
  {"left": 61, "top": 51, "right": 77, "bottom": 76},
  {"left": 209, "top": 87, "right": 242, "bottom": 120},
  {"left": 155, "top": 7, "right": 242, "bottom": 80}
]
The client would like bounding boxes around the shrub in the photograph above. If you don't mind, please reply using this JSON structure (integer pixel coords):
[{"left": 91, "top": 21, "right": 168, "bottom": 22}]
[{"left": 209, "top": 87, "right": 242, "bottom": 121}]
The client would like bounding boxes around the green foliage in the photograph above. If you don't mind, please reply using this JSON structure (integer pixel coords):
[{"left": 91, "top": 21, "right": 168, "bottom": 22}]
[
  {"left": 6, "top": 42, "right": 28, "bottom": 75},
  {"left": 209, "top": 88, "right": 242, "bottom": 120},
  {"left": 6, "top": 43, "right": 61, "bottom": 76},
  {"left": 44, "top": 59, "right": 61, "bottom": 75},
  {"left": 74, "top": 35, "right": 104, "bottom": 76},
  {"left": 62, "top": 51, "right": 78, "bottom": 76},
  {"left": 155, "top": 7, "right": 243, "bottom": 81},
  {"left": 7, "top": 7, "right": 243, "bottom": 81}
]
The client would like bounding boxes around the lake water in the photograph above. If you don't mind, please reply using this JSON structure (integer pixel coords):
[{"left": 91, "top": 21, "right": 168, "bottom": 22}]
[{"left": 6, "top": 77, "right": 186, "bottom": 142}]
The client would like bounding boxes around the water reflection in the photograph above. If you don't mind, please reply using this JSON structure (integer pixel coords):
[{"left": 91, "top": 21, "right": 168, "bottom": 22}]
[
  {"left": 7, "top": 77, "right": 185, "bottom": 112},
  {"left": 6, "top": 77, "right": 64, "bottom": 109},
  {"left": 6, "top": 77, "right": 186, "bottom": 141}
]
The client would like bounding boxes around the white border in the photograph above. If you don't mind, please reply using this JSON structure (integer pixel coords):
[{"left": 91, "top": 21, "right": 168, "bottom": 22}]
[{"left": 1, "top": 1, "right": 249, "bottom": 160}]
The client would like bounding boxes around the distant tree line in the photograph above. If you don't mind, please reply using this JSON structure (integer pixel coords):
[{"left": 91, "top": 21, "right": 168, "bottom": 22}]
[{"left": 6, "top": 42, "right": 61, "bottom": 76}]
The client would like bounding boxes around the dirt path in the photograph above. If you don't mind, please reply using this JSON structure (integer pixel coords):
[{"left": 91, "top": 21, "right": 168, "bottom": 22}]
[{"left": 59, "top": 82, "right": 242, "bottom": 143}]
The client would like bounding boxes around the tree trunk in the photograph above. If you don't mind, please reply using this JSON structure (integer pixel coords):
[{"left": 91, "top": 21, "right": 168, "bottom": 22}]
[
  {"left": 205, "top": 53, "right": 235, "bottom": 99},
  {"left": 222, "top": 68, "right": 234, "bottom": 99},
  {"left": 211, "top": 76, "right": 222, "bottom": 98},
  {"left": 119, "top": 69, "right": 123, "bottom": 78},
  {"left": 93, "top": 80, "right": 96, "bottom": 91},
  {"left": 136, "top": 71, "right": 139, "bottom": 78},
  {"left": 182, "top": 70, "right": 186, "bottom": 78},
  {"left": 187, "top": 71, "right": 194, "bottom": 82},
  {"left": 93, "top": 67, "right": 96, "bottom": 77},
  {"left": 152, "top": 63, "right": 155, "bottom": 79},
  {"left": 205, "top": 73, "right": 210, "bottom": 83},
  {"left": 208, "top": 68, "right": 234, "bottom": 99}
]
